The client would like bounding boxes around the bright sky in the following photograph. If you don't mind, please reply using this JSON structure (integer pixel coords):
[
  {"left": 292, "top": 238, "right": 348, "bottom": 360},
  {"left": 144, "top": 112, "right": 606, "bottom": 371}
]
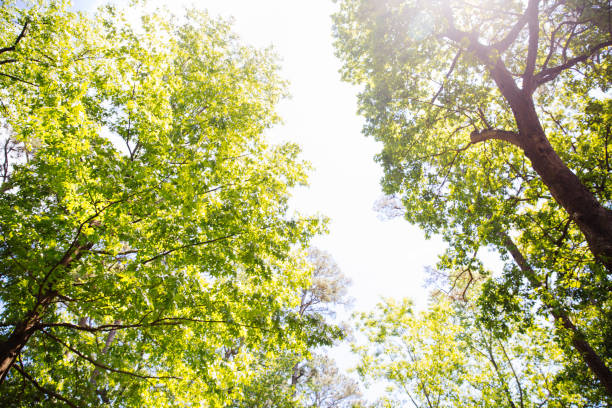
[
  {"left": 73, "top": 1, "right": 450, "bottom": 386},
  {"left": 75, "top": 0, "right": 447, "bottom": 311},
  {"left": 70, "top": 0, "right": 449, "bottom": 397}
]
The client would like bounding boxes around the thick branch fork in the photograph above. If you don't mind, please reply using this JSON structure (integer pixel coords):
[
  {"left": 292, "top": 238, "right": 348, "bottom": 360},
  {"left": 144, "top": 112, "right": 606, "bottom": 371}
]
[{"left": 443, "top": 1, "right": 612, "bottom": 272}]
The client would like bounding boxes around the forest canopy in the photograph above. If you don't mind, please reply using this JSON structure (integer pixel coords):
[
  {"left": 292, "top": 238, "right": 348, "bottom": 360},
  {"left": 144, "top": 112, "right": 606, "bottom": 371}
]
[
  {"left": 333, "top": 0, "right": 612, "bottom": 404},
  {"left": 1, "top": 0, "right": 611, "bottom": 406},
  {"left": 0, "top": 1, "right": 352, "bottom": 406}
]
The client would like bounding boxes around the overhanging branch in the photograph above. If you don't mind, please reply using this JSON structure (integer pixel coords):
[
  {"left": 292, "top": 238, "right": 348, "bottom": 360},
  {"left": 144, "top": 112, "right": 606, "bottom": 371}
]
[
  {"left": 522, "top": 0, "right": 540, "bottom": 92},
  {"left": 492, "top": 2, "right": 531, "bottom": 52},
  {"left": 534, "top": 40, "right": 612, "bottom": 86},
  {"left": 0, "top": 20, "right": 29, "bottom": 55},
  {"left": 13, "top": 363, "right": 78, "bottom": 408},
  {"left": 41, "top": 329, "right": 182, "bottom": 381},
  {"left": 470, "top": 129, "right": 522, "bottom": 147}
]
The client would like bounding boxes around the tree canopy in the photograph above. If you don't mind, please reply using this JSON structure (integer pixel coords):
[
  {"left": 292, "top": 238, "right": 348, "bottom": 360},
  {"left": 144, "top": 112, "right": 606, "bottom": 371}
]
[
  {"left": 3, "top": 0, "right": 612, "bottom": 406},
  {"left": 353, "top": 292, "right": 591, "bottom": 407},
  {"left": 0, "top": 1, "right": 340, "bottom": 406},
  {"left": 333, "top": 0, "right": 612, "bottom": 400}
]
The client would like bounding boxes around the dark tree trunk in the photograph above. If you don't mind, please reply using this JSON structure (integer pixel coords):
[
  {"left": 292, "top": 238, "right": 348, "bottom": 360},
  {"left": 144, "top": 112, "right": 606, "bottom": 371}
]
[
  {"left": 0, "top": 242, "right": 91, "bottom": 386},
  {"left": 0, "top": 293, "right": 55, "bottom": 384},
  {"left": 483, "top": 58, "right": 612, "bottom": 271},
  {"left": 502, "top": 233, "right": 612, "bottom": 396},
  {"left": 510, "top": 96, "right": 612, "bottom": 271}
]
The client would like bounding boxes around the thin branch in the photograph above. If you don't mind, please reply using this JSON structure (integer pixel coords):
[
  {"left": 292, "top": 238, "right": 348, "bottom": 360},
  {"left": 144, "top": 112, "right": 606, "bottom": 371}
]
[
  {"left": 498, "top": 340, "right": 525, "bottom": 408},
  {"left": 12, "top": 364, "right": 78, "bottom": 408},
  {"left": 492, "top": 4, "right": 531, "bottom": 52},
  {"left": 442, "top": 5, "right": 523, "bottom": 101},
  {"left": 430, "top": 50, "right": 461, "bottom": 106},
  {"left": 523, "top": 0, "right": 540, "bottom": 93},
  {"left": 0, "top": 72, "right": 37, "bottom": 86},
  {"left": 141, "top": 232, "right": 239, "bottom": 265},
  {"left": 0, "top": 20, "right": 29, "bottom": 55},
  {"left": 477, "top": 107, "right": 492, "bottom": 129},
  {"left": 483, "top": 337, "right": 518, "bottom": 408},
  {"left": 41, "top": 316, "right": 269, "bottom": 333},
  {"left": 534, "top": 40, "right": 612, "bottom": 86},
  {"left": 41, "top": 329, "right": 182, "bottom": 381}
]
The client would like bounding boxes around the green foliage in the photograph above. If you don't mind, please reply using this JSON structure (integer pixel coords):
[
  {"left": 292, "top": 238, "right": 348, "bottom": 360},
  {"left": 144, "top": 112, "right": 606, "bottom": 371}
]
[
  {"left": 0, "top": 1, "right": 332, "bottom": 406},
  {"left": 353, "top": 295, "right": 590, "bottom": 407},
  {"left": 234, "top": 248, "right": 361, "bottom": 408},
  {"left": 333, "top": 0, "right": 612, "bottom": 400}
]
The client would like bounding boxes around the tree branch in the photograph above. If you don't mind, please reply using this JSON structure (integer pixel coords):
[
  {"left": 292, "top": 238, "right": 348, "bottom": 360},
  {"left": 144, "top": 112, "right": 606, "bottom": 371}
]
[
  {"left": 492, "top": 4, "right": 531, "bottom": 52},
  {"left": 41, "top": 329, "right": 182, "bottom": 381},
  {"left": 470, "top": 129, "right": 522, "bottom": 147},
  {"left": 534, "top": 40, "right": 612, "bottom": 86},
  {"left": 499, "top": 232, "right": 612, "bottom": 394},
  {"left": 442, "top": 5, "right": 523, "bottom": 102},
  {"left": 0, "top": 72, "right": 37, "bottom": 86},
  {"left": 430, "top": 50, "right": 461, "bottom": 106},
  {"left": 0, "top": 20, "right": 29, "bottom": 55},
  {"left": 41, "top": 316, "right": 269, "bottom": 333},
  {"left": 523, "top": 0, "right": 540, "bottom": 93},
  {"left": 12, "top": 364, "right": 78, "bottom": 408},
  {"left": 141, "top": 232, "right": 239, "bottom": 265}
]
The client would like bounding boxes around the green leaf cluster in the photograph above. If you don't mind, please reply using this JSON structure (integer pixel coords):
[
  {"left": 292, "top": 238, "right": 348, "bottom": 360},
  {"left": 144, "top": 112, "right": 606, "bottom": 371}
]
[
  {"left": 0, "top": 1, "right": 333, "bottom": 406},
  {"left": 333, "top": 0, "right": 612, "bottom": 401}
]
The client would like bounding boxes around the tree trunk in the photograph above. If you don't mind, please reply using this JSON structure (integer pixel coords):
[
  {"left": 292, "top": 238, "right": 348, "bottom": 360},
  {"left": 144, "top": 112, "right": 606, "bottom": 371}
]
[
  {"left": 0, "top": 242, "right": 91, "bottom": 386},
  {"left": 0, "top": 293, "right": 55, "bottom": 384},
  {"left": 502, "top": 233, "right": 612, "bottom": 396},
  {"left": 510, "top": 96, "right": 612, "bottom": 271},
  {"left": 552, "top": 309, "right": 612, "bottom": 395}
]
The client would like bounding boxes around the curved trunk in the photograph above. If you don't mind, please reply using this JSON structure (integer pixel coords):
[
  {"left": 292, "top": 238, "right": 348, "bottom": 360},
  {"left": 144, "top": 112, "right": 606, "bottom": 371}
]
[
  {"left": 0, "top": 293, "right": 54, "bottom": 384},
  {"left": 511, "top": 96, "right": 612, "bottom": 271}
]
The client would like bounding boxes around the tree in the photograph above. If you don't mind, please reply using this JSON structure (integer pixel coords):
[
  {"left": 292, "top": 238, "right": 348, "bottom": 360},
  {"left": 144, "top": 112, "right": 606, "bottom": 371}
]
[
  {"left": 292, "top": 247, "right": 352, "bottom": 388},
  {"left": 240, "top": 353, "right": 362, "bottom": 408},
  {"left": 0, "top": 1, "right": 327, "bottom": 406},
  {"left": 293, "top": 249, "right": 361, "bottom": 408},
  {"left": 333, "top": 0, "right": 612, "bottom": 396},
  {"left": 236, "top": 248, "right": 361, "bottom": 408},
  {"left": 296, "top": 354, "right": 363, "bottom": 408},
  {"left": 353, "top": 294, "right": 592, "bottom": 407}
]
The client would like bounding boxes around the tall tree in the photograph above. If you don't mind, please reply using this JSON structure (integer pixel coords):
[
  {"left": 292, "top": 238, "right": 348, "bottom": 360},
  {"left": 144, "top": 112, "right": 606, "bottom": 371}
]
[
  {"left": 353, "top": 294, "right": 595, "bottom": 407},
  {"left": 0, "top": 1, "right": 326, "bottom": 406},
  {"left": 237, "top": 248, "right": 361, "bottom": 408},
  {"left": 296, "top": 354, "right": 362, "bottom": 408},
  {"left": 333, "top": 0, "right": 612, "bottom": 396}
]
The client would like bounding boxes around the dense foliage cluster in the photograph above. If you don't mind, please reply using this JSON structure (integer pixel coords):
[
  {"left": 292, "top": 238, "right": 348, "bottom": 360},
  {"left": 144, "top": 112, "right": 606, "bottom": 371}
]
[
  {"left": 0, "top": 1, "right": 348, "bottom": 406},
  {"left": 2, "top": 0, "right": 612, "bottom": 406},
  {"left": 333, "top": 0, "right": 612, "bottom": 404}
]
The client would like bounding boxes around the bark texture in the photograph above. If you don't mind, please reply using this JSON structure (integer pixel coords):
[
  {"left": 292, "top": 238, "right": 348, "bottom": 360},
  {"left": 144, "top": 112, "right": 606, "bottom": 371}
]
[
  {"left": 447, "top": 3, "right": 612, "bottom": 272},
  {"left": 0, "top": 242, "right": 91, "bottom": 385},
  {"left": 510, "top": 96, "right": 612, "bottom": 272}
]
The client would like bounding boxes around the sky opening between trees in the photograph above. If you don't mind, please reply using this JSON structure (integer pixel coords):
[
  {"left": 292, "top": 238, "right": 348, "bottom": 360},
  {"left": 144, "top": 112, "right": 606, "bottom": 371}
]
[{"left": 0, "top": 0, "right": 611, "bottom": 406}]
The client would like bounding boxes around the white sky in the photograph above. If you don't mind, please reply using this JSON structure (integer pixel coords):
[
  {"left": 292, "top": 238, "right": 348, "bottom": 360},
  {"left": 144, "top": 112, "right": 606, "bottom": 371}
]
[
  {"left": 77, "top": 0, "right": 448, "bottom": 383},
  {"left": 96, "top": 0, "right": 447, "bottom": 305},
  {"left": 76, "top": 0, "right": 447, "bottom": 312},
  {"left": 201, "top": 1, "right": 445, "bottom": 306}
]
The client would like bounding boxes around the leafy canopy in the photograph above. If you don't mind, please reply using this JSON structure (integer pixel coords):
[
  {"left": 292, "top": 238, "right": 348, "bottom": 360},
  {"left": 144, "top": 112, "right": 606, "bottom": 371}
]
[
  {"left": 0, "top": 1, "right": 334, "bottom": 406},
  {"left": 333, "top": 0, "right": 612, "bottom": 400}
]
